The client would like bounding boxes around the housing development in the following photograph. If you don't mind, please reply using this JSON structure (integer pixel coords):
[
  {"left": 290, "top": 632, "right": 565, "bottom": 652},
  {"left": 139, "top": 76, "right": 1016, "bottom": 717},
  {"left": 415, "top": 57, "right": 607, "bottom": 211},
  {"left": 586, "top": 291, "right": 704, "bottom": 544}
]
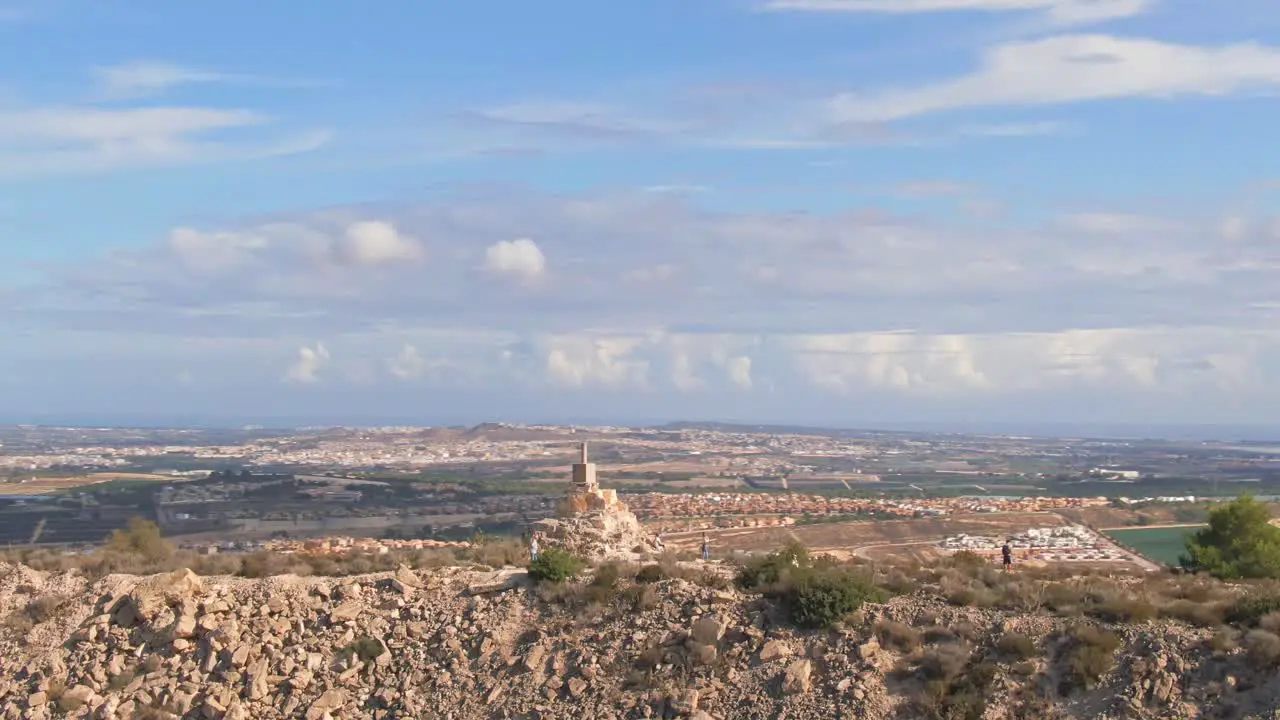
[{"left": 1, "top": 421, "right": 1275, "bottom": 569}]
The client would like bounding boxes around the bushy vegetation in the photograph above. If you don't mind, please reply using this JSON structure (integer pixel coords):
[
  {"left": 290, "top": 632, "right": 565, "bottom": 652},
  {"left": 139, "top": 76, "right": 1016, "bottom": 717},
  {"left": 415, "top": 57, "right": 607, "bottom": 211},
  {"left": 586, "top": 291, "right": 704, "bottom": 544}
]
[
  {"left": 1182, "top": 495, "right": 1280, "bottom": 580},
  {"left": 736, "top": 541, "right": 888, "bottom": 629},
  {"left": 1056, "top": 623, "right": 1122, "bottom": 692},
  {"left": 901, "top": 642, "right": 996, "bottom": 720},
  {"left": 997, "top": 632, "right": 1038, "bottom": 660},
  {"left": 105, "top": 517, "right": 173, "bottom": 562},
  {"left": 528, "top": 547, "right": 586, "bottom": 583},
  {"left": 0, "top": 517, "right": 484, "bottom": 581}
]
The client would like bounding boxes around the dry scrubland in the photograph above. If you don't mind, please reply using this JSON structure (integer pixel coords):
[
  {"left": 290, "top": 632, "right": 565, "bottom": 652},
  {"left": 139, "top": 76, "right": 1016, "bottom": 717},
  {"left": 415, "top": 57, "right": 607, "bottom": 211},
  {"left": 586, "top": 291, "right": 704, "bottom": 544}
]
[
  {"left": 7, "top": 533, "right": 1280, "bottom": 719},
  {"left": 686, "top": 512, "right": 1068, "bottom": 554}
]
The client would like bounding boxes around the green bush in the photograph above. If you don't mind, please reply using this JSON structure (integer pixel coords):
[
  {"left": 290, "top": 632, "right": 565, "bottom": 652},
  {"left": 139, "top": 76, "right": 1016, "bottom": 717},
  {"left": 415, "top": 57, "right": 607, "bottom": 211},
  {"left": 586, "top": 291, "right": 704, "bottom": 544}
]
[
  {"left": 789, "top": 569, "right": 886, "bottom": 629},
  {"left": 734, "top": 540, "right": 808, "bottom": 590},
  {"left": 529, "top": 547, "right": 585, "bottom": 583},
  {"left": 735, "top": 542, "right": 886, "bottom": 629}
]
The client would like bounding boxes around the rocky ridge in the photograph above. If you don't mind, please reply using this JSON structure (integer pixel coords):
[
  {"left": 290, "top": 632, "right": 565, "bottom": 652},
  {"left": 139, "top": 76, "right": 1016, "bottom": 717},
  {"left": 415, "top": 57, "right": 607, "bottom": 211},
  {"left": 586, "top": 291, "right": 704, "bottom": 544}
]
[{"left": 2, "top": 561, "right": 1279, "bottom": 719}]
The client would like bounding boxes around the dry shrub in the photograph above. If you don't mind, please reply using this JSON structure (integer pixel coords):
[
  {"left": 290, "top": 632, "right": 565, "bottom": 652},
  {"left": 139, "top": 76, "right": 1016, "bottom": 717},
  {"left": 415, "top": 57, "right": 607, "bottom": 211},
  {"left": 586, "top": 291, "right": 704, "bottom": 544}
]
[
  {"left": 923, "top": 626, "right": 957, "bottom": 644},
  {"left": 1243, "top": 629, "right": 1280, "bottom": 667},
  {"left": 997, "top": 580, "right": 1045, "bottom": 612},
  {"left": 916, "top": 643, "right": 971, "bottom": 681},
  {"left": 916, "top": 610, "right": 940, "bottom": 627},
  {"left": 471, "top": 539, "right": 525, "bottom": 568},
  {"left": 997, "top": 632, "right": 1038, "bottom": 661},
  {"left": 951, "top": 621, "right": 981, "bottom": 642},
  {"left": 876, "top": 620, "right": 922, "bottom": 652},
  {"left": 1043, "top": 583, "right": 1085, "bottom": 615},
  {"left": 1088, "top": 593, "right": 1156, "bottom": 624},
  {"left": 882, "top": 569, "right": 919, "bottom": 595},
  {"left": 1209, "top": 627, "right": 1238, "bottom": 654},
  {"left": 1158, "top": 598, "right": 1225, "bottom": 627},
  {"left": 1258, "top": 612, "right": 1280, "bottom": 634},
  {"left": 1057, "top": 624, "right": 1122, "bottom": 693}
]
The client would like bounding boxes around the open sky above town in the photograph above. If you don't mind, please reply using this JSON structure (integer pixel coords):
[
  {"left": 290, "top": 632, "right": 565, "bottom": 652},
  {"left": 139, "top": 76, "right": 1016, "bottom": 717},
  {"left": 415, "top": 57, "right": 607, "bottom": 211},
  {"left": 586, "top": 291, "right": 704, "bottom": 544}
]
[{"left": 3, "top": 0, "right": 1280, "bottom": 429}]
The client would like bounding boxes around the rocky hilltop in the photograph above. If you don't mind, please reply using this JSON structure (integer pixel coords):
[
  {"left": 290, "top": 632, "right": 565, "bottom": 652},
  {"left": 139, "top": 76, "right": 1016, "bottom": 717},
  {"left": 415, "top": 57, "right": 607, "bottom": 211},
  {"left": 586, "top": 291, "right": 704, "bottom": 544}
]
[{"left": 2, "top": 560, "right": 1280, "bottom": 720}]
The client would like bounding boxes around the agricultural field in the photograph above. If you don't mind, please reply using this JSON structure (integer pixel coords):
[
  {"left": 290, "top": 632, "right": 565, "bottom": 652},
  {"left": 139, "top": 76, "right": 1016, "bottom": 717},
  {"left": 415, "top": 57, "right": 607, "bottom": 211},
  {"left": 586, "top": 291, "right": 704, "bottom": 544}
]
[
  {"left": 668, "top": 511, "right": 1069, "bottom": 557},
  {"left": 1102, "top": 526, "right": 1201, "bottom": 566},
  {"left": 0, "top": 472, "right": 175, "bottom": 496}
]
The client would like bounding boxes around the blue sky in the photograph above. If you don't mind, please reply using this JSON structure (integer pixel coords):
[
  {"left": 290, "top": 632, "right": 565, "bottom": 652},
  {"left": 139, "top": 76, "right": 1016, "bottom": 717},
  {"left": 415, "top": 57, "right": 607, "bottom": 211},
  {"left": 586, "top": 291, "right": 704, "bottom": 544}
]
[{"left": 3, "top": 0, "right": 1280, "bottom": 431}]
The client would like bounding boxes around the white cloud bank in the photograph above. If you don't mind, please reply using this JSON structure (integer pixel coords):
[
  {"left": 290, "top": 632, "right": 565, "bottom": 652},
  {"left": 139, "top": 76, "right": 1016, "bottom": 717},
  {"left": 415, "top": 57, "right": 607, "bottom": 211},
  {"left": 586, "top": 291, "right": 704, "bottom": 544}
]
[
  {"left": 0, "top": 65, "right": 331, "bottom": 180},
  {"left": 765, "top": 0, "right": 1151, "bottom": 24},
  {"left": 11, "top": 188, "right": 1280, "bottom": 421},
  {"left": 829, "top": 35, "right": 1280, "bottom": 122}
]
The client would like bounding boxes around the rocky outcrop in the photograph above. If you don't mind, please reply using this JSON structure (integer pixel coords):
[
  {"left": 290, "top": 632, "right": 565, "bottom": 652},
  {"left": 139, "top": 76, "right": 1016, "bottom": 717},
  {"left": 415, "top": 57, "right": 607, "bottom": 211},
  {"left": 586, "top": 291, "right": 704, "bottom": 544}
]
[
  {"left": 2, "top": 561, "right": 1280, "bottom": 719},
  {"left": 532, "top": 505, "right": 661, "bottom": 560}
]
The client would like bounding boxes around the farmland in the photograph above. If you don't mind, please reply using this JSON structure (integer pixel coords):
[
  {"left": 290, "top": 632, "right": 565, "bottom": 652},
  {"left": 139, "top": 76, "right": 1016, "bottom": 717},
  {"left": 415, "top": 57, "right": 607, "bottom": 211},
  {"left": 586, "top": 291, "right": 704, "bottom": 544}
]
[
  {"left": 0, "top": 472, "right": 176, "bottom": 496},
  {"left": 1102, "top": 526, "right": 1201, "bottom": 566},
  {"left": 666, "top": 511, "right": 1069, "bottom": 556}
]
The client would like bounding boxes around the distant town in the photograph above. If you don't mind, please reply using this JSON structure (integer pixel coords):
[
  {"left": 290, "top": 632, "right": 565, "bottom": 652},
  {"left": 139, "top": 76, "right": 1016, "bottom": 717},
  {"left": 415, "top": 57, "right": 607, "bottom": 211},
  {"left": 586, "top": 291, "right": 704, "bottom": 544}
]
[{"left": 2, "top": 421, "right": 1277, "bottom": 568}]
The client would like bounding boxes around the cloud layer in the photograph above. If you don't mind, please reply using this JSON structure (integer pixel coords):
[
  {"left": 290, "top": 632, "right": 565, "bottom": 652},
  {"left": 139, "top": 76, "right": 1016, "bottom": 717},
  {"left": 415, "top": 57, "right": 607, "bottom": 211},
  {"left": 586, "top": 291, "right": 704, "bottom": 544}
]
[{"left": 4, "top": 185, "right": 1279, "bottom": 423}]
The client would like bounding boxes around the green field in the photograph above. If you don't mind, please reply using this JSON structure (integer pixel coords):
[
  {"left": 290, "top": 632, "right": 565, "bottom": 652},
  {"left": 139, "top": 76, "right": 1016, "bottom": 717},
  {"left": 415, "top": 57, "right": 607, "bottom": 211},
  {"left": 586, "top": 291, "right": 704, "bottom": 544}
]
[{"left": 1103, "top": 526, "right": 1203, "bottom": 566}]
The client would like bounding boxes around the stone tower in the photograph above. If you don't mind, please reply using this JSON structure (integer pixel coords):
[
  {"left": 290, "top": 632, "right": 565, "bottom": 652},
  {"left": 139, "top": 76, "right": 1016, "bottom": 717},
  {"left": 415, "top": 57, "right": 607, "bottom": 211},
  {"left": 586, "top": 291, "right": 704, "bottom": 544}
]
[{"left": 571, "top": 441, "right": 599, "bottom": 493}]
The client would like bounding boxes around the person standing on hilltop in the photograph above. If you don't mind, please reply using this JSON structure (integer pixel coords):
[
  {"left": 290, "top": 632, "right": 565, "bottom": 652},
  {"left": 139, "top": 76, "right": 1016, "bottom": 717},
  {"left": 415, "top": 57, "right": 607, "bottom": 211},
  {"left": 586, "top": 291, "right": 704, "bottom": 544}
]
[
  {"left": 1001, "top": 540, "right": 1013, "bottom": 571},
  {"left": 701, "top": 532, "right": 712, "bottom": 561},
  {"left": 530, "top": 533, "right": 540, "bottom": 562}
]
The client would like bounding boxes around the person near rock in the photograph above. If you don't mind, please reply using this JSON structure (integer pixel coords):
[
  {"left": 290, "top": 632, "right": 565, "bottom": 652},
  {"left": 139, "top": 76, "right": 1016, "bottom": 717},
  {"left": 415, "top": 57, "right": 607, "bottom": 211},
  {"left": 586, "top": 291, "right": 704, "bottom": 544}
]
[
  {"left": 530, "top": 533, "right": 540, "bottom": 562},
  {"left": 1001, "top": 540, "right": 1013, "bottom": 571},
  {"left": 701, "top": 532, "right": 711, "bottom": 561}
]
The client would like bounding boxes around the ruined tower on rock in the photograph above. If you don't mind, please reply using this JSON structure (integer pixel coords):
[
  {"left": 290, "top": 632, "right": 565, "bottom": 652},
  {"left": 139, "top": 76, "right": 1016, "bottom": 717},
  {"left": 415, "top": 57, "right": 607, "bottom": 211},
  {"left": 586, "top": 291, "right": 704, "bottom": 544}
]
[
  {"left": 571, "top": 441, "right": 599, "bottom": 493},
  {"left": 532, "top": 439, "right": 660, "bottom": 559}
]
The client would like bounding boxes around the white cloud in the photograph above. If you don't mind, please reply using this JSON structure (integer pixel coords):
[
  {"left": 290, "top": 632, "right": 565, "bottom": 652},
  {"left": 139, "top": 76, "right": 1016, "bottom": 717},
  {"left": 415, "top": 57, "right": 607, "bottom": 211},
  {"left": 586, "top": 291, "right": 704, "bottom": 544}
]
[
  {"left": 168, "top": 227, "right": 269, "bottom": 274},
  {"left": 891, "top": 181, "right": 973, "bottom": 197},
  {"left": 1061, "top": 212, "right": 1177, "bottom": 234},
  {"left": 474, "top": 102, "right": 683, "bottom": 138},
  {"left": 829, "top": 35, "right": 1280, "bottom": 122},
  {"left": 0, "top": 107, "right": 263, "bottom": 142},
  {"left": 388, "top": 345, "right": 427, "bottom": 380},
  {"left": 284, "top": 344, "right": 330, "bottom": 384},
  {"left": 483, "top": 238, "right": 547, "bottom": 280},
  {"left": 39, "top": 188, "right": 1280, "bottom": 345},
  {"left": 339, "top": 221, "right": 423, "bottom": 267},
  {"left": 726, "top": 356, "right": 754, "bottom": 390},
  {"left": 763, "top": 0, "right": 1151, "bottom": 25},
  {"left": 0, "top": 68, "right": 330, "bottom": 179},
  {"left": 92, "top": 62, "right": 229, "bottom": 101},
  {"left": 544, "top": 335, "right": 650, "bottom": 389},
  {"left": 1220, "top": 216, "right": 1249, "bottom": 242}
]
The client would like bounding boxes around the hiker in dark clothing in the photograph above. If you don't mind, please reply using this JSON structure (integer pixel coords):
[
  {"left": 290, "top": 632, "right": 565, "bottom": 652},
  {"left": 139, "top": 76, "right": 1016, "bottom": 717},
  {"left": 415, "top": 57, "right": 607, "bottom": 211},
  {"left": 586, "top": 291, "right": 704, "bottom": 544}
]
[{"left": 1001, "top": 541, "right": 1013, "bottom": 571}]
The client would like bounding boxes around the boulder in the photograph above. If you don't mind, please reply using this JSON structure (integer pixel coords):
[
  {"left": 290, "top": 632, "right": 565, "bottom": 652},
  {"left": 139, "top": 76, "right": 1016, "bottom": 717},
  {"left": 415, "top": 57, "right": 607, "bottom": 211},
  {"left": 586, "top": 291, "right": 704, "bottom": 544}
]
[
  {"left": 759, "top": 640, "right": 792, "bottom": 663},
  {"left": 329, "top": 603, "right": 362, "bottom": 623},
  {"left": 783, "top": 659, "right": 813, "bottom": 694},
  {"left": 305, "top": 690, "right": 347, "bottom": 720},
  {"left": 692, "top": 615, "right": 725, "bottom": 645}
]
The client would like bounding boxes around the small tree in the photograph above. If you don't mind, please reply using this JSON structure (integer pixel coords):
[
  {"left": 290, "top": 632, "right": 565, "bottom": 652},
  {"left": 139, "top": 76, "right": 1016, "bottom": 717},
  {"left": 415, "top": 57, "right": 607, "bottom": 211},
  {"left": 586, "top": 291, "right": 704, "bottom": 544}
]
[
  {"left": 528, "top": 547, "right": 585, "bottom": 583},
  {"left": 105, "top": 518, "right": 173, "bottom": 561},
  {"left": 1182, "top": 495, "right": 1280, "bottom": 580}
]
